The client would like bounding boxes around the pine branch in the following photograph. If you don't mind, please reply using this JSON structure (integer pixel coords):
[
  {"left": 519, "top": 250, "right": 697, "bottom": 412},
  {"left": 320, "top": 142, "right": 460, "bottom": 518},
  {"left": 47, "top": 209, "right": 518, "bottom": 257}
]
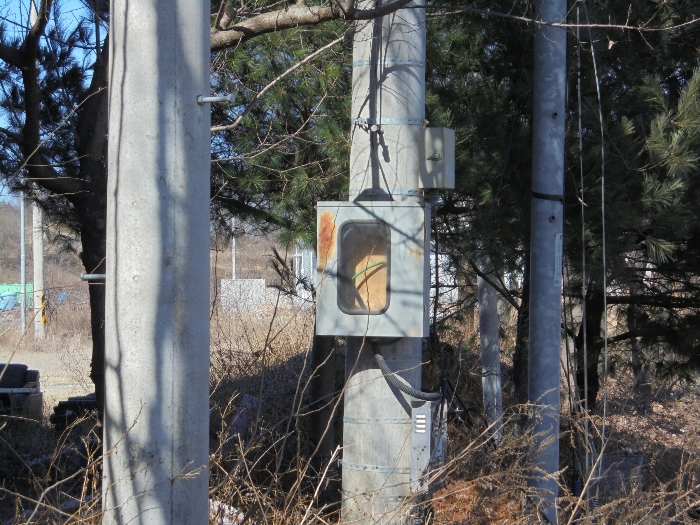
[
  {"left": 0, "top": 42, "right": 23, "bottom": 68},
  {"left": 0, "top": 126, "right": 22, "bottom": 142},
  {"left": 211, "top": 29, "right": 350, "bottom": 133},
  {"left": 468, "top": 259, "right": 520, "bottom": 310}
]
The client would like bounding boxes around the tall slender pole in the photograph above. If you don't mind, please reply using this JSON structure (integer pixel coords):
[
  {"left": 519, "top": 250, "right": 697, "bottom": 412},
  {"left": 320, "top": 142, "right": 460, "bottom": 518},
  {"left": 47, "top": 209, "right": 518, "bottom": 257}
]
[
  {"left": 527, "top": 0, "right": 567, "bottom": 521},
  {"left": 231, "top": 217, "right": 237, "bottom": 280},
  {"left": 20, "top": 192, "right": 26, "bottom": 330},
  {"left": 104, "top": 1, "right": 210, "bottom": 523},
  {"left": 477, "top": 257, "right": 503, "bottom": 444},
  {"left": 342, "top": 1, "right": 426, "bottom": 522},
  {"left": 33, "top": 202, "right": 45, "bottom": 339}
]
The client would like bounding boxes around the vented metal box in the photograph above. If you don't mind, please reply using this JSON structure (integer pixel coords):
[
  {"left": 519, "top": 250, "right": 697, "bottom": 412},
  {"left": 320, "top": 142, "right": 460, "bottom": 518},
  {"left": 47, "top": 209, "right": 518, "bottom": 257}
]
[{"left": 316, "top": 201, "right": 430, "bottom": 337}]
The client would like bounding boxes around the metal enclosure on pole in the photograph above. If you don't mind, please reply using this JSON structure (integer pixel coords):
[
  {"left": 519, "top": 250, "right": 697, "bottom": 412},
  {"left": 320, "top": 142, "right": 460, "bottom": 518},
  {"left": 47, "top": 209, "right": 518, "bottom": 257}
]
[
  {"left": 33, "top": 202, "right": 45, "bottom": 339},
  {"left": 527, "top": 0, "right": 567, "bottom": 522},
  {"left": 20, "top": 193, "right": 26, "bottom": 330},
  {"left": 104, "top": 1, "right": 210, "bottom": 523},
  {"left": 342, "top": 1, "right": 426, "bottom": 522}
]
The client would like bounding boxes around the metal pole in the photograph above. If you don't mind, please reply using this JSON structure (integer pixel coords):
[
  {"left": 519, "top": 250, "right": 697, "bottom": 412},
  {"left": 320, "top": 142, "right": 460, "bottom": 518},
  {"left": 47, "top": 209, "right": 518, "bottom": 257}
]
[
  {"left": 527, "top": 0, "right": 567, "bottom": 521},
  {"left": 104, "top": 1, "right": 210, "bottom": 523},
  {"left": 231, "top": 218, "right": 237, "bottom": 280},
  {"left": 342, "top": 0, "right": 426, "bottom": 522},
  {"left": 477, "top": 257, "right": 503, "bottom": 444},
  {"left": 20, "top": 192, "right": 26, "bottom": 330},
  {"left": 33, "top": 201, "right": 45, "bottom": 339}
]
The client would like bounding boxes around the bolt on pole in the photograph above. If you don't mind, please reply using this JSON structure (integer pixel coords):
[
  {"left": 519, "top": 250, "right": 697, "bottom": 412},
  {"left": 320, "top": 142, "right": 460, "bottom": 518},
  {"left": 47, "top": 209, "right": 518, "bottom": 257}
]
[
  {"left": 527, "top": 0, "right": 567, "bottom": 521},
  {"left": 104, "top": 1, "right": 211, "bottom": 523}
]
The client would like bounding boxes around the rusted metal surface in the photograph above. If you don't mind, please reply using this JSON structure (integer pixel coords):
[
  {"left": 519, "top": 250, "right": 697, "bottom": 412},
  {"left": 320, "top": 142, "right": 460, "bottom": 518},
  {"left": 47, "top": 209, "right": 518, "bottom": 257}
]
[{"left": 317, "top": 211, "right": 337, "bottom": 272}]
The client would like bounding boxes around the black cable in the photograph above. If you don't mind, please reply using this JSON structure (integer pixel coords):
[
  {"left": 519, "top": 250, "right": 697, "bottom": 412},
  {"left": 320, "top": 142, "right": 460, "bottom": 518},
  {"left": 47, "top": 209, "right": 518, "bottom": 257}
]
[{"left": 371, "top": 342, "right": 442, "bottom": 402}]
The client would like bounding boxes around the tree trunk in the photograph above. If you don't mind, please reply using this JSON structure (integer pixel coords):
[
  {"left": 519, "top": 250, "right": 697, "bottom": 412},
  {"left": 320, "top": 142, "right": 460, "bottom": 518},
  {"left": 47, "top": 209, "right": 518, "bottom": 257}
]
[
  {"left": 628, "top": 304, "right": 648, "bottom": 392},
  {"left": 575, "top": 284, "right": 605, "bottom": 409},
  {"left": 77, "top": 187, "right": 108, "bottom": 419},
  {"left": 477, "top": 257, "right": 503, "bottom": 443},
  {"left": 309, "top": 333, "right": 336, "bottom": 472},
  {"left": 512, "top": 246, "right": 530, "bottom": 405}
]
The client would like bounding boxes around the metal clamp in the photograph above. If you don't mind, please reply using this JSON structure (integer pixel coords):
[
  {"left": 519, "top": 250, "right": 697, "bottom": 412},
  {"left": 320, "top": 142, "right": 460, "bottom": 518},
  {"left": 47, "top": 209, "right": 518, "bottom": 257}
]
[
  {"left": 348, "top": 189, "right": 421, "bottom": 196},
  {"left": 341, "top": 489, "right": 407, "bottom": 502},
  {"left": 339, "top": 460, "right": 411, "bottom": 474},
  {"left": 197, "top": 95, "right": 234, "bottom": 105},
  {"left": 353, "top": 117, "right": 422, "bottom": 126},
  {"left": 343, "top": 416, "right": 411, "bottom": 424},
  {"left": 352, "top": 58, "right": 425, "bottom": 68}
]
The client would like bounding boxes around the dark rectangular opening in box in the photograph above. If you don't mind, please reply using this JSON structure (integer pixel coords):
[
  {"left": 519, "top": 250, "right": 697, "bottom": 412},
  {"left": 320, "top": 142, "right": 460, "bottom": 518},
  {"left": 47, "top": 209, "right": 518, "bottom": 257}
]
[{"left": 338, "top": 221, "right": 390, "bottom": 315}]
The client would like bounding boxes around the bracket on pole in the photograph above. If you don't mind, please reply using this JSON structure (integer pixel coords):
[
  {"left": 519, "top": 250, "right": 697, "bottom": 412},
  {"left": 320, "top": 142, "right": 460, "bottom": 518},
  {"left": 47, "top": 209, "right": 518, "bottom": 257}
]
[
  {"left": 80, "top": 273, "right": 106, "bottom": 281},
  {"left": 197, "top": 94, "right": 234, "bottom": 105}
]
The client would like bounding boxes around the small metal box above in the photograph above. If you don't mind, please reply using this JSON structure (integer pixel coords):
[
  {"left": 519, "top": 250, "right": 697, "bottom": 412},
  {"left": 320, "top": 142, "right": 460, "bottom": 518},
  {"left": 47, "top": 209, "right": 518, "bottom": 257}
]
[
  {"left": 419, "top": 127, "right": 455, "bottom": 190},
  {"left": 316, "top": 201, "right": 430, "bottom": 338}
]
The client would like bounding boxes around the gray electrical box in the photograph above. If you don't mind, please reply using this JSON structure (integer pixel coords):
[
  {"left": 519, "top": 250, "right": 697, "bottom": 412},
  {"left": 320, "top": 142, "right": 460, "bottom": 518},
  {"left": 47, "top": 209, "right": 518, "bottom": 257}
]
[
  {"left": 315, "top": 201, "right": 430, "bottom": 338},
  {"left": 419, "top": 127, "right": 455, "bottom": 190}
]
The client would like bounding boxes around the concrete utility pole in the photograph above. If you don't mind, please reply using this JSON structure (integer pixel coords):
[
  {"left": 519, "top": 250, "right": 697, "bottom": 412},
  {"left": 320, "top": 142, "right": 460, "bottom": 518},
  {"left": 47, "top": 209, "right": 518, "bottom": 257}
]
[
  {"left": 342, "top": 1, "right": 427, "bottom": 522},
  {"left": 231, "top": 217, "right": 238, "bottom": 280},
  {"left": 477, "top": 258, "right": 503, "bottom": 444},
  {"left": 20, "top": 193, "right": 26, "bottom": 330},
  {"left": 104, "top": 1, "right": 210, "bottom": 523},
  {"left": 33, "top": 202, "right": 45, "bottom": 339},
  {"left": 527, "top": 0, "right": 567, "bottom": 521}
]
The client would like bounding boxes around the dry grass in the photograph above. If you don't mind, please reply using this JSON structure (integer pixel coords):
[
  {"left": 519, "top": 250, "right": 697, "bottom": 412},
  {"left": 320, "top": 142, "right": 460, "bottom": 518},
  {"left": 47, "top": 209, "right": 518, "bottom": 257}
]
[{"left": 1, "top": 230, "right": 700, "bottom": 523}]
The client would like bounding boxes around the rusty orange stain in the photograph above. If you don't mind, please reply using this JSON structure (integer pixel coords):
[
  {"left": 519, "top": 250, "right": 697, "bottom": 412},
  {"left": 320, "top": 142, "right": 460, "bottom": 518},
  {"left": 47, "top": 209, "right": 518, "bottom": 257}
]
[
  {"left": 408, "top": 245, "right": 424, "bottom": 260},
  {"left": 318, "top": 211, "right": 337, "bottom": 271}
]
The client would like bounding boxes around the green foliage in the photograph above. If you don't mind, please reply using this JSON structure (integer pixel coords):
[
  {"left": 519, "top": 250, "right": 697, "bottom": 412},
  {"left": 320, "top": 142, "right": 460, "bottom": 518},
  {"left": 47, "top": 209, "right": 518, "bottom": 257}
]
[{"left": 210, "top": 22, "right": 351, "bottom": 248}]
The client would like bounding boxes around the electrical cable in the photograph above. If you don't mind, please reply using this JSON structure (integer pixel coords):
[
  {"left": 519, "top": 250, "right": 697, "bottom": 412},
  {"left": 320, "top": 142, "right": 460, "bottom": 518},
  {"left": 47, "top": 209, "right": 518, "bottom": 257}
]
[{"left": 371, "top": 341, "right": 442, "bottom": 401}]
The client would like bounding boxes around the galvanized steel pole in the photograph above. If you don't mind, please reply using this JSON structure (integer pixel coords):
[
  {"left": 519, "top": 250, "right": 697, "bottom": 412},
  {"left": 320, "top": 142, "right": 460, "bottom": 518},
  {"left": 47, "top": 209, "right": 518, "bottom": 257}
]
[
  {"left": 343, "top": 1, "right": 426, "bottom": 522},
  {"left": 527, "top": 0, "right": 567, "bottom": 521},
  {"left": 20, "top": 192, "right": 26, "bottom": 330},
  {"left": 477, "top": 258, "right": 503, "bottom": 444},
  {"left": 104, "top": 1, "right": 210, "bottom": 523},
  {"left": 32, "top": 202, "right": 45, "bottom": 339}
]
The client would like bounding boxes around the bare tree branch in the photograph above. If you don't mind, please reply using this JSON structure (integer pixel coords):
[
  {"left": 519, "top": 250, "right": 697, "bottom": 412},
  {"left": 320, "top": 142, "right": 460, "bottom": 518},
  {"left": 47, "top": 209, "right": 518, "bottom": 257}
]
[
  {"left": 210, "top": 0, "right": 411, "bottom": 51},
  {"left": 25, "top": 162, "right": 89, "bottom": 197},
  {"left": 22, "top": 0, "right": 53, "bottom": 60},
  {"left": 422, "top": 4, "right": 700, "bottom": 34},
  {"left": 468, "top": 258, "right": 521, "bottom": 310},
  {"left": 216, "top": 196, "right": 290, "bottom": 228},
  {"left": 210, "top": 0, "right": 699, "bottom": 52},
  {"left": 607, "top": 294, "right": 700, "bottom": 310}
]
